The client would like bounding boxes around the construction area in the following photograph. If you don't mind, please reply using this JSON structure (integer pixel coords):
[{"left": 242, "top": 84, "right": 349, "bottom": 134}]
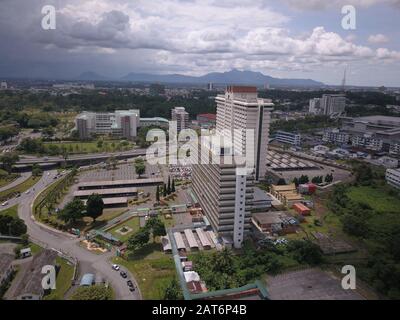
[{"left": 266, "top": 268, "right": 364, "bottom": 300}]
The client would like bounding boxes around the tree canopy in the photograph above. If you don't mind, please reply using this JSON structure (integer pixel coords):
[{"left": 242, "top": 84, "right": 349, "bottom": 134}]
[
  {"left": 86, "top": 194, "right": 104, "bottom": 222},
  {"left": 70, "top": 285, "right": 113, "bottom": 300},
  {"left": 58, "top": 198, "right": 85, "bottom": 224}
]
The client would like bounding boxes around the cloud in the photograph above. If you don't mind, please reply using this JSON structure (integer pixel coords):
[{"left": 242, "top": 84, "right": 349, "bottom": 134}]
[
  {"left": 368, "top": 34, "right": 389, "bottom": 44},
  {"left": 281, "top": 0, "right": 400, "bottom": 10},
  {"left": 32, "top": 1, "right": 396, "bottom": 68},
  {"left": 0, "top": 0, "right": 399, "bottom": 85}
]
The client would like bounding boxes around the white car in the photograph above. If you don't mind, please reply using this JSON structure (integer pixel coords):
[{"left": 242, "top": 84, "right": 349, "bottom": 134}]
[
  {"left": 1, "top": 201, "right": 9, "bottom": 206},
  {"left": 25, "top": 190, "right": 30, "bottom": 194},
  {"left": 112, "top": 264, "right": 120, "bottom": 271}
]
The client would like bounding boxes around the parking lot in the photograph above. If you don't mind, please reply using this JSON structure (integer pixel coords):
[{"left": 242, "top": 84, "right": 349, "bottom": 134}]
[
  {"left": 169, "top": 164, "right": 191, "bottom": 179},
  {"left": 60, "top": 162, "right": 160, "bottom": 209},
  {"left": 79, "top": 162, "right": 161, "bottom": 182}
]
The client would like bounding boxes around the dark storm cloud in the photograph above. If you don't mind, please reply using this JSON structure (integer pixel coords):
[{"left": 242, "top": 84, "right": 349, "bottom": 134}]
[{"left": 0, "top": 0, "right": 399, "bottom": 85}]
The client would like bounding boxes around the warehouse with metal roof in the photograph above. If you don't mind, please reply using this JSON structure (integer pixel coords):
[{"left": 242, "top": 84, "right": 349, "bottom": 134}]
[
  {"left": 77, "top": 178, "right": 163, "bottom": 190},
  {"left": 174, "top": 232, "right": 186, "bottom": 250},
  {"left": 195, "top": 228, "right": 211, "bottom": 249},
  {"left": 74, "top": 187, "right": 138, "bottom": 199},
  {"left": 184, "top": 229, "right": 198, "bottom": 249}
]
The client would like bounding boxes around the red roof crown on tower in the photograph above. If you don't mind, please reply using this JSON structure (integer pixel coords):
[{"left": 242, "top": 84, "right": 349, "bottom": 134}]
[{"left": 226, "top": 86, "right": 257, "bottom": 93}]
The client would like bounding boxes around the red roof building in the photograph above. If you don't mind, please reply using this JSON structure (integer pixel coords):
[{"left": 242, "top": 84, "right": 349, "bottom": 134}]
[
  {"left": 196, "top": 113, "right": 217, "bottom": 126},
  {"left": 226, "top": 86, "right": 257, "bottom": 93},
  {"left": 292, "top": 203, "right": 311, "bottom": 216},
  {"left": 187, "top": 281, "right": 204, "bottom": 293}
]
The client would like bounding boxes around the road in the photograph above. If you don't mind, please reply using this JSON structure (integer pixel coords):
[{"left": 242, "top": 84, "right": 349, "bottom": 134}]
[
  {"left": 17, "top": 148, "right": 148, "bottom": 165},
  {"left": 0, "top": 172, "right": 32, "bottom": 193},
  {"left": 13, "top": 170, "right": 141, "bottom": 300}
]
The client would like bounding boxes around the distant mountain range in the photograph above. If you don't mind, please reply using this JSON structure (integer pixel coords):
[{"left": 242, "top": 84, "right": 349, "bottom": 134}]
[{"left": 77, "top": 69, "right": 324, "bottom": 87}]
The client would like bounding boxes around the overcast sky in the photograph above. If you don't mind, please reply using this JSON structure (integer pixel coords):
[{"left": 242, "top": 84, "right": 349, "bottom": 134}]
[{"left": 0, "top": 0, "right": 399, "bottom": 86}]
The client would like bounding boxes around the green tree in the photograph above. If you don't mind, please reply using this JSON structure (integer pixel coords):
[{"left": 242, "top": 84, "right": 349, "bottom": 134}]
[
  {"left": 134, "top": 159, "right": 145, "bottom": 178},
  {"left": 163, "top": 278, "right": 182, "bottom": 300},
  {"left": 0, "top": 215, "right": 27, "bottom": 236},
  {"left": 156, "top": 185, "right": 160, "bottom": 202},
  {"left": 58, "top": 199, "right": 85, "bottom": 224},
  {"left": 31, "top": 164, "right": 43, "bottom": 177},
  {"left": 341, "top": 214, "right": 369, "bottom": 237},
  {"left": 167, "top": 176, "right": 171, "bottom": 194},
  {"left": 20, "top": 234, "right": 29, "bottom": 246},
  {"left": 42, "top": 126, "right": 55, "bottom": 138},
  {"left": 287, "top": 240, "right": 323, "bottom": 265},
  {"left": 0, "top": 152, "right": 19, "bottom": 174},
  {"left": 127, "top": 228, "right": 150, "bottom": 251},
  {"left": 311, "top": 176, "right": 319, "bottom": 184},
  {"left": 0, "top": 124, "right": 19, "bottom": 142},
  {"left": 325, "top": 173, "right": 333, "bottom": 183},
  {"left": 298, "top": 175, "right": 309, "bottom": 184},
  {"left": 97, "top": 140, "right": 103, "bottom": 149},
  {"left": 353, "top": 163, "right": 374, "bottom": 186},
  {"left": 70, "top": 285, "right": 113, "bottom": 300},
  {"left": 86, "top": 194, "right": 104, "bottom": 222},
  {"left": 171, "top": 179, "right": 176, "bottom": 193},
  {"left": 145, "top": 216, "right": 166, "bottom": 241}
]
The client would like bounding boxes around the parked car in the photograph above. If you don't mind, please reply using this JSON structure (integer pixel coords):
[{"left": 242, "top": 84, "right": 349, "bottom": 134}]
[
  {"left": 120, "top": 271, "right": 128, "bottom": 278},
  {"left": 1, "top": 201, "right": 9, "bottom": 206},
  {"left": 127, "top": 280, "right": 133, "bottom": 287},
  {"left": 129, "top": 287, "right": 136, "bottom": 292},
  {"left": 112, "top": 264, "right": 120, "bottom": 271}
]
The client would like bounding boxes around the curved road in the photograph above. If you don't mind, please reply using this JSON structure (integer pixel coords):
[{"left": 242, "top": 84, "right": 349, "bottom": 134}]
[
  {"left": 14, "top": 170, "right": 141, "bottom": 300},
  {"left": 0, "top": 172, "right": 32, "bottom": 193}
]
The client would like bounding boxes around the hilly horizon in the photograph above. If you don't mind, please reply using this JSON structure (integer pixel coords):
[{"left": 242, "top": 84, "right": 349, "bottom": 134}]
[{"left": 77, "top": 69, "right": 324, "bottom": 87}]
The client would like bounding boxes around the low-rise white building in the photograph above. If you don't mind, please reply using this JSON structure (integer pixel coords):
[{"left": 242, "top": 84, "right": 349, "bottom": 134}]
[
  {"left": 386, "top": 168, "right": 400, "bottom": 189},
  {"left": 275, "top": 130, "right": 301, "bottom": 146},
  {"left": 75, "top": 109, "right": 140, "bottom": 140}
]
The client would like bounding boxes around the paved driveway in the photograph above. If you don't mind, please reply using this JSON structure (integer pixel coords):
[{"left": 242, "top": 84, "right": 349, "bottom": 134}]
[{"left": 15, "top": 170, "right": 141, "bottom": 300}]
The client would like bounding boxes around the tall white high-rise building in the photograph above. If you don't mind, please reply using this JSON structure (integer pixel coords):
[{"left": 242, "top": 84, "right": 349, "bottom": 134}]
[
  {"left": 192, "top": 86, "right": 273, "bottom": 248},
  {"left": 216, "top": 86, "right": 273, "bottom": 181},
  {"left": 0, "top": 81, "right": 7, "bottom": 90},
  {"left": 309, "top": 98, "right": 321, "bottom": 114},
  {"left": 320, "top": 94, "right": 346, "bottom": 115},
  {"left": 171, "top": 107, "right": 189, "bottom": 132},
  {"left": 309, "top": 94, "right": 346, "bottom": 116}
]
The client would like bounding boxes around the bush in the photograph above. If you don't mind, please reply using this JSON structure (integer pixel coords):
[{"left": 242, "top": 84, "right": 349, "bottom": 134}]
[
  {"left": 70, "top": 285, "right": 113, "bottom": 300},
  {"left": 287, "top": 240, "right": 323, "bottom": 265}
]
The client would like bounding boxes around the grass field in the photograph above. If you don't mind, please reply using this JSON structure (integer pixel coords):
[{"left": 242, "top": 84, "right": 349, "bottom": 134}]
[
  {"left": 30, "top": 242, "right": 44, "bottom": 255},
  {"left": 0, "top": 175, "right": 41, "bottom": 202},
  {"left": 0, "top": 170, "right": 19, "bottom": 188},
  {"left": 44, "top": 257, "right": 74, "bottom": 300},
  {"left": 109, "top": 217, "right": 140, "bottom": 242},
  {"left": 0, "top": 205, "right": 18, "bottom": 218},
  {"left": 113, "top": 243, "right": 175, "bottom": 300},
  {"left": 347, "top": 185, "right": 400, "bottom": 212},
  {"left": 96, "top": 209, "right": 129, "bottom": 223}
]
